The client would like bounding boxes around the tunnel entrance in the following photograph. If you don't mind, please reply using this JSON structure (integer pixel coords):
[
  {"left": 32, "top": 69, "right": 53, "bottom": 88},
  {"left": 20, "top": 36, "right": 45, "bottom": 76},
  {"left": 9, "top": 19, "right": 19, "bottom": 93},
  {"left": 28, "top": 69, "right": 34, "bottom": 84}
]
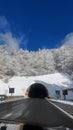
[{"left": 28, "top": 83, "right": 49, "bottom": 98}]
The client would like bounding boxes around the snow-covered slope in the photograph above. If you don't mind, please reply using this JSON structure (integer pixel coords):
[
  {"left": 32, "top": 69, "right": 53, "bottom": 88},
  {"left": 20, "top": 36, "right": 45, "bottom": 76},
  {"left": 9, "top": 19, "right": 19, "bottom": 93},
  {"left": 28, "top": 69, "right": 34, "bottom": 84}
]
[
  {"left": 0, "top": 72, "right": 73, "bottom": 100},
  {"left": 0, "top": 45, "right": 73, "bottom": 79}
]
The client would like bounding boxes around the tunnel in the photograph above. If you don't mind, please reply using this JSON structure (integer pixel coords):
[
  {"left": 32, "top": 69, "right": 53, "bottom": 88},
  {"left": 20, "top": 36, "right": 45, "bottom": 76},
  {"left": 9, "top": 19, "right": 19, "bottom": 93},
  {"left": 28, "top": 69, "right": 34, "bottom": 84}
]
[{"left": 27, "top": 83, "right": 49, "bottom": 98}]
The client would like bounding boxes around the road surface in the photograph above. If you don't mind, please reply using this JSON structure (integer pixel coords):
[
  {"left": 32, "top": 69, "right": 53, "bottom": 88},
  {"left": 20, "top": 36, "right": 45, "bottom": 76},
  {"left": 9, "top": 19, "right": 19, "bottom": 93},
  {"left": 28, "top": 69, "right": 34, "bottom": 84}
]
[{"left": 0, "top": 98, "right": 73, "bottom": 129}]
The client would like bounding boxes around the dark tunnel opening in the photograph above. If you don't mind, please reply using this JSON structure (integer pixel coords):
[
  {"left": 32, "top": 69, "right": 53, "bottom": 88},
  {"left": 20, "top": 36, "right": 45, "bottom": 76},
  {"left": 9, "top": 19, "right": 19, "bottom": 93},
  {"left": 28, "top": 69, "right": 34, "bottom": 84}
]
[{"left": 28, "top": 83, "right": 49, "bottom": 98}]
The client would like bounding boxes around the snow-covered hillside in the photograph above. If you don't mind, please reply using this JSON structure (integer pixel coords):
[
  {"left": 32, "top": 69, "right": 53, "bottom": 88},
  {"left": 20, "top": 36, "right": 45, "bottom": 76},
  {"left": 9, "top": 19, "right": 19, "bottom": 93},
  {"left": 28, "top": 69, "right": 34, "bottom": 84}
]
[
  {"left": 0, "top": 45, "right": 73, "bottom": 80},
  {"left": 0, "top": 72, "right": 73, "bottom": 100}
]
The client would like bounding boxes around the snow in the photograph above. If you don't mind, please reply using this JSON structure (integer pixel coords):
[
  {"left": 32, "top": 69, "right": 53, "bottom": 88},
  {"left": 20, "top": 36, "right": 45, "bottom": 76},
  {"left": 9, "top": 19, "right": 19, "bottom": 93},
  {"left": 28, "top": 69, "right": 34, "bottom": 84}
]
[
  {"left": 31, "top": 73, "right": 71, "bottom": 87},
  {"left": 0, "top": 45, "right": 73, "bottom": 79},
  {"left": 51, "top": 99, "right": 73, "bottom": 106},
  {"left": 8, "top": 76, "right": 35, "bottom": 96},
  {"left": 0, "top": 72, "right": 73, "bottom": 100},
  {"left": 0, "top": 80, "right": 8, "bottom": 95}
]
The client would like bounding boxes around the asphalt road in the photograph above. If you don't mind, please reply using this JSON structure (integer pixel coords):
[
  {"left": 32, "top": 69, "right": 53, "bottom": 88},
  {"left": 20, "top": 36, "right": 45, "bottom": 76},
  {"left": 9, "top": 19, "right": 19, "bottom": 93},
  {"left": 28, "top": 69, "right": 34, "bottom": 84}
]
[{"left": 0, "top": 98, "right": 73, "bottom": 129}]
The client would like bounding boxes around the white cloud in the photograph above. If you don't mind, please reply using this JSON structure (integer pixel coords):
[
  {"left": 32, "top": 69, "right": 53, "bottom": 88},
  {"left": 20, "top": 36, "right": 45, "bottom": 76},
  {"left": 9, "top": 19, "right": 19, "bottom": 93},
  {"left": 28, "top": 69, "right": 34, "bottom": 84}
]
[
  {"left": 62, "top": 33, "right": 73, "bottom": 47},
  {"left": 0, "top": 32, "right": 20, "bottom": 50},
  {"left": 0, "top": 16, "right": 28, "bottom": 50},
  {"left": 0, "top": 32, "right": 28, "bottom": 51},
  {"left": 0, "top": 16, "right": 10, "bottom": 32}
]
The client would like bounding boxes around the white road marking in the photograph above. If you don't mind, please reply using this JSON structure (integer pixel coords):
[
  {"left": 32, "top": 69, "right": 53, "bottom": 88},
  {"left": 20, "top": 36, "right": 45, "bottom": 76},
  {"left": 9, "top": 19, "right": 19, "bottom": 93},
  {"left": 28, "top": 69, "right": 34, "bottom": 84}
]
[
  {"left": 2, "top": 113, "right": 12, "bottom": 119},
  {"left": 46, "top": 99, "right": 73, "bottom": 119}
]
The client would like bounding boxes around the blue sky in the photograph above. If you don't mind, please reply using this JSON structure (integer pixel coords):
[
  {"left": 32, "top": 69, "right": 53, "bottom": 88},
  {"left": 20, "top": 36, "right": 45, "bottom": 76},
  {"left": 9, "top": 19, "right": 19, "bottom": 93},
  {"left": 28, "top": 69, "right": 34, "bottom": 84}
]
[{"left": 0, "top": 0, "right": 73, "bottom": 51}]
